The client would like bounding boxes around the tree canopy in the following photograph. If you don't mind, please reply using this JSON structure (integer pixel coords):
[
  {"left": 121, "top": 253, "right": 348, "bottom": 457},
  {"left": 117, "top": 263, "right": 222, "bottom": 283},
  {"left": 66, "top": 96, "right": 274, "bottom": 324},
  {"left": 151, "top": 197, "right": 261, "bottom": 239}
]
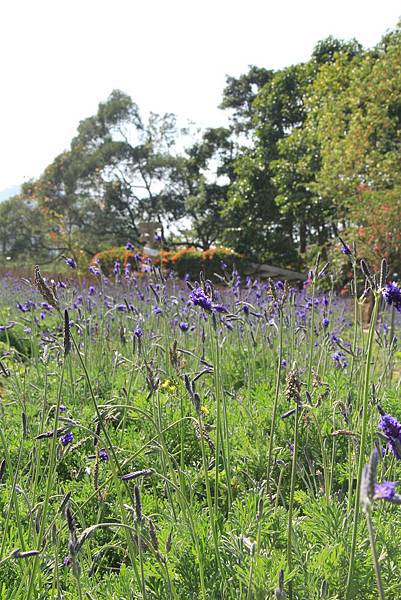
[{"left": 2, "top": 22, "right": 400, "bottom": 273}]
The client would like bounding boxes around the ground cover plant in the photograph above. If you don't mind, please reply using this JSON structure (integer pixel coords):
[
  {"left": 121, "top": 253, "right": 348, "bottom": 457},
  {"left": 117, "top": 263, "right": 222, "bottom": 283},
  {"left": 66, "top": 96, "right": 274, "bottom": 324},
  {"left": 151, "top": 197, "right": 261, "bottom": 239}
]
[{"left": 0, "top": 251, "right": 401, "bottom": 599}]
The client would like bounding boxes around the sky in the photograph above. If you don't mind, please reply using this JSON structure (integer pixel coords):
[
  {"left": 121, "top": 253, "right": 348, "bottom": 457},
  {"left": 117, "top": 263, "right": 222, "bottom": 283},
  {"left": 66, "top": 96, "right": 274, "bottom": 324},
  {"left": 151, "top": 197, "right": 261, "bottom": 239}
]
[{"left": 0, "top": 0, "right": 400, "bottom": 192}]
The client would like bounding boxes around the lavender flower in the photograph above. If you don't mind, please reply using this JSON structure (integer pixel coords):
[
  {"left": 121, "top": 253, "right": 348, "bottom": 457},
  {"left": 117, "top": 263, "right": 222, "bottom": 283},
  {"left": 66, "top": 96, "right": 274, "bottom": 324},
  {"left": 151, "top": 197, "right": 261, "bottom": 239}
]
[
  {"left": 189, "top": 288, "right": 213, "bottom": 311},
  {"left": 383, "top": 282, "right": 401, "bottom": 312},
  {"left": 113, "top": 260, "right": 121, "bottom": 275},
  {"left": 65, "top": 257, "right": 76, "bottom": 269},
  {"left": 98, "top": 448, "right": 109, "bottom": 462},
  {"left": 332, "top": 351, "right": 347, "bottom": 369},
  {"left": 126, "top": 242, "right": 134, "bottom": 250},
  {"left": 179, "top": 321, "right": 189, "bottom": 332},
  {"left": 322, "top": 318, "right": 330, "bottom": 329},
  {"left": 341, "top": 243, "right": 351, "bottom": 256},
  {"left": 60, "top": 432, "right": 73, "bottom": 446},
  {"left": 134, "top": 326, "right": 143, "bottom": 338},
  {"left": 379, "top": 414, "right": 401, "bottom": 458},
  {"left": 374, "top": 481, "right": 396, "bottom": 501}
]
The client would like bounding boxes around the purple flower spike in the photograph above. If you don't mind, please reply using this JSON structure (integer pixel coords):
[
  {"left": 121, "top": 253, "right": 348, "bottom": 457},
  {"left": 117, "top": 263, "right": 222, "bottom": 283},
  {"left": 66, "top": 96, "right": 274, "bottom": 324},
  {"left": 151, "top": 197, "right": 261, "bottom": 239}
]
[
  {"left": 374, "top": 481, "right": 396, "bottom": 501},
  {"left": 383, "top": 282, "right": 401, "bottom": 312},
  {"left": 179, "top": 321, "right": 189, "bottom": 332},
  {"left": 379, "top": 414, "right": 401, "bottom": 458},
  {"left": 189, "top": 288, "right": 213, "bottom": 311},
  {"left": 65, "top": 257, "right": 76, "bottom": 269},
  {"left": 60, "top": 432, "right": 73, "bottom": 446},
  {"left": 99, "top": 448, "right": 109, "bottom": 461},
  {"left": 341, "top": 243, "right": 351, "bottom": 256}
]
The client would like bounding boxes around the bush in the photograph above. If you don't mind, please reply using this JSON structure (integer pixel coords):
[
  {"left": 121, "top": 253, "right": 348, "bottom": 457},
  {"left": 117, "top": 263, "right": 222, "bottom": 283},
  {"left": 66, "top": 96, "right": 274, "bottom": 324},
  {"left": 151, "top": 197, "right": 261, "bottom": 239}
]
[{"left": 92, "top": 246, "right": 244, "bottom": 279}]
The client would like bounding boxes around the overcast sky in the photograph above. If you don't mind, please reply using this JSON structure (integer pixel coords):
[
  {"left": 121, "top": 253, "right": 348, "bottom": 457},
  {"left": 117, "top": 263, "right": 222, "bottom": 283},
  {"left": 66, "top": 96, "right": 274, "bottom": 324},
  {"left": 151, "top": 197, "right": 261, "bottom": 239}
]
[{"left": 0, "top": 0, "right": 400, "bottom": 191}]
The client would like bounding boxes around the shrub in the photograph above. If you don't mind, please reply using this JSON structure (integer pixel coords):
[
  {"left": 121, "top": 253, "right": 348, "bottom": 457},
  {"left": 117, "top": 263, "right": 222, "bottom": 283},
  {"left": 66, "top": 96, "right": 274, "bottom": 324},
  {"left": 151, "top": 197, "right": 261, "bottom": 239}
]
[{"left": 92, "top": 246, "right": 244, "bottom": 279}]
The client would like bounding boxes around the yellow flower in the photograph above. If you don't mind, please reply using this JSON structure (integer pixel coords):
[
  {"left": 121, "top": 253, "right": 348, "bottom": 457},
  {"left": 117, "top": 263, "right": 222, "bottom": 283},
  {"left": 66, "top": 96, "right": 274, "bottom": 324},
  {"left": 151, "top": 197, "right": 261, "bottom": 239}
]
[
  {"left": 168, "top": 385, "right": 176, "bottom": 394},
  {"left": 160, "top": 379, "right": 171, "bottom": 391},
  {"left": 201, "top": 405, "right": 209, "bottom": 416}
]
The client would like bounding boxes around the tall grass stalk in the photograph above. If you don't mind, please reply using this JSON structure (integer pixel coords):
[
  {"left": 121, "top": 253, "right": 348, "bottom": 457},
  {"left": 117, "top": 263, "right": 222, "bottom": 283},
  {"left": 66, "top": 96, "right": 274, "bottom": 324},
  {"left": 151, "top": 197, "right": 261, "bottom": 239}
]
[{"left": 345, "top": 292, "right": 380, "bottom": 599}]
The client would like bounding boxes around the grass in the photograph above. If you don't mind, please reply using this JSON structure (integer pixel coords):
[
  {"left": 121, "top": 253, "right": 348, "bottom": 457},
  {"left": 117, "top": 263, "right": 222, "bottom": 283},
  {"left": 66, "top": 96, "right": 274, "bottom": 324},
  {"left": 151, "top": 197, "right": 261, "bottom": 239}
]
[{"left": 0, "top": 261, "right": 400, "bottom": 599}]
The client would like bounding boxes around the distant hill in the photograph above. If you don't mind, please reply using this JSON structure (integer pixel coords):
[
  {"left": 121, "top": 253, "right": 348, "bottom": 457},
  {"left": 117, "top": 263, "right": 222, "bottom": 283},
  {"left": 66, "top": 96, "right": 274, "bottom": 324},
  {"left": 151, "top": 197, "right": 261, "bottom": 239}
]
[{"left": 0, "top": 185, "right": 21, "bottom": 202}]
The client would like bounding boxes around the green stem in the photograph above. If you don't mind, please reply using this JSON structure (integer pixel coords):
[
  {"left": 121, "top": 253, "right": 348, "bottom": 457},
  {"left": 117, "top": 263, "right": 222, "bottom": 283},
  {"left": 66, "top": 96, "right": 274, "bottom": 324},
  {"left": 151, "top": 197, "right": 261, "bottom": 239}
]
[
  {"left": 266, "top": 310, "right": 284, "bottom": 493},
  {"left": 345, "top": 293, "right": 380, "bottom": 599},
  {"left": 287, "top": 402, "right": 301, "bottom": 600},
  {"left": 365, "top": 508, "right": 385, "bottom": 600}
]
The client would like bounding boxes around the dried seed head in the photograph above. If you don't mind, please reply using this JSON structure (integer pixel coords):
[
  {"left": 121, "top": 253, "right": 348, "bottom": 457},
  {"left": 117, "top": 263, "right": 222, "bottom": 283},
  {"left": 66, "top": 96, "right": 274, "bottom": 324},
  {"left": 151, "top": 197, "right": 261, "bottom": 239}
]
[
  {"left": 379, "top": 258, "right": 388, "bottom": 290},
  {"left": 149, "top": 519, "right": 159, "bottom": 552},
  {"left": 361, "top": 448, "right": 379, "bottom": 512},
  {"left": 285, "top": 365, "right": 302, "bottom": 405},
  {"left": 0, "top": 459, "right": 6, "bottom": 482},
  {"left": 165, "top": 529, "right": 173, "bottom": 554},
  {"left": 34, "top": 266, "right": 59, "bottom": 309},
  {"left": 64, "top": 309, "right": 71, "bottom": 356}
]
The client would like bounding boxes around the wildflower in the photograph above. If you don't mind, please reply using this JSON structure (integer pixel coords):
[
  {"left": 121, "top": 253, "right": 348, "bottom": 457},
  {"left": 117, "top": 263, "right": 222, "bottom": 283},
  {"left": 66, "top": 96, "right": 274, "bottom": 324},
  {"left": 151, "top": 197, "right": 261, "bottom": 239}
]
[
  {"left": 201, "top": 405, "right": 209, "bottom": 416},
  {"left": 116, "top": 304, "right": 127, "bottom": 312},
  {"left": 322, "top": 318, "right": 330, "bottom": 329},
  {"left": 332, "top": 351, "right": 347, "bottom": 369},
  {"left": 160, "top": 380, "right": 171, "bottom": 391},
  {"left": 382, "top": 282, "right": 401, "bottom": 312},
  {"left": 60, "top": 432, "right": 73, "bottom": 446},
  {"left": 121, "top": 468, "right": 154, "bottom": 481},
  {"left": 17, "top": 302, "right": 30, "bottom": 313},
  {"left": 113, "top": 260, "right": 121, "bottom": 275},
  {"left": 179, "top": 321, "right": 189, "bottom": 332},
  {"left": 88, "top": 285, "right": 95, "bottom": 296},
  {"left": 98, "top": 448, "right": 109, "bottom": 462},
  {"left": 89, "top": 266, "right": 100, "bottom": 276},
  {"left": 65, "top": 257, "right": 76, "bottom": 269},
  {"left": 60, "top": 404, "right": 66, "bottom": 413},
  {"left": 379, "top": 414, "right": 401, "bottom": 458},
  {"left": 374, "top": 481, "right": 396, "bottom": 501},
  {"left": 153, "top": 306, "right": 163, "bottom": 315},
  {"left": 341, "top": 243, "right": 351, "bottom": 256},
  {"left": 281, "top": 359, "right": 287, "bottom": 368},
  {"left": 134, "top": 326, "right": 143, "bottom": 338},
  {"left": 189, "top": 288, "right": 213, "bottom": 311},
  {"left": 126, "top": 242, "right": 134, "bottom": 250}
]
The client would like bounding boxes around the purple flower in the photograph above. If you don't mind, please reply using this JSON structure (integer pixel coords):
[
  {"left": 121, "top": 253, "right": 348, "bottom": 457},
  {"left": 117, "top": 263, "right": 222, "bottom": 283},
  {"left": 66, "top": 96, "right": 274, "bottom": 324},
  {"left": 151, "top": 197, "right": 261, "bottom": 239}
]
[
  {"left": 60, "top": 432, "right": 73, "bottom": 446},
  {"left": 374, "top": 481, "right": 396, "bottom": 501},
  {"left": 322, "top": 318, "right": 330, "bottom": 329},
  {"left": 17, "top": 302, "right": 30, "bottom": 313},
  {"left": 89, "top": 266, "right": 100, "bottom": 276},
  {"left": 99, "top": 448, "right": 109, "bottom": 461},
  {"left": 383, "top": 282, "right": 401, "bottom": 312},
  {"left": 332, "top": 351, "right": 347, "bottom": 369},
  {"left": 65, "top": 257, "right": 76, "bottom": 269},
  {"left": 179, "top": 321, "right": 189, "bottom": 332},
  {"left": 341, "top": 243, "right": 351, "bottom": 256},
  {"left": 134, "top": 326, "right": 143, "bottom": 338},
  {"left": 60, "top": 404, "right": 66, "bottom": 413},
  {"left": 126, "top": 242, "right": 134, "bottom": 250},
  {"left": 113, "top": 260, "right": 121, "bottom": 275},
  {"left": 189, "top": 288, "right": 213, "bottom": 311},
  {"left": 116, "top": 304, "right": 127, "bottom": 312},
  {"left": 88, "top": 285, "right": 96, "bottom": 296},
  {"left": 281, "top": 359, "right": 287, "bottom": 368},
  {"left": 153, "top": 306, "right": 163, "bottom": 315},
  {"left": 379, "top": 414, "right": 401, "bottom": 458}
]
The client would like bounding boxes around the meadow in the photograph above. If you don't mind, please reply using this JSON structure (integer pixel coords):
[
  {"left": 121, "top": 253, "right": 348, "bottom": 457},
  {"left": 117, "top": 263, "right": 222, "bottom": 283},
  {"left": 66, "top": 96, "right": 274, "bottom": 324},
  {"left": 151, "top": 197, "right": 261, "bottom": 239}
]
[{"left": 0, "top": 254, "right": 401, "bottom": 599}]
